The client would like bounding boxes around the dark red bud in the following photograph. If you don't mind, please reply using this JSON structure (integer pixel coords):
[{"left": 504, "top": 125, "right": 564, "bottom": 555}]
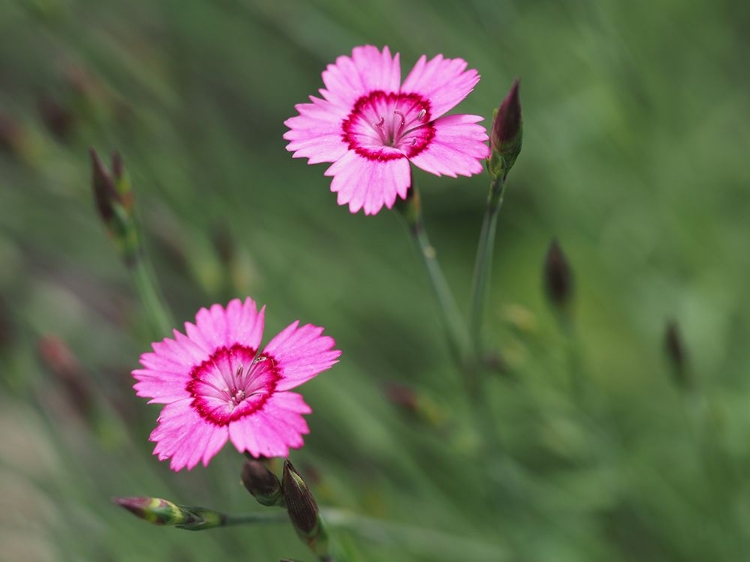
[
  {"left": 491, "top": 78, "right": 522, "bottom": 152},
  {"left": 242, "top": 458, "right": 284, "bottom": 506},
  {"left": 37, "top": 96, "right": 75, "bottom": 140},
  {"left": 543, "top": 239, "right": 574, "bottom": 310},
  {"left": 90, "top": 147, "right": 119, "bottom": 223},
  {"left": 664, "top": 320, "right": 690, "bottom": 388}
]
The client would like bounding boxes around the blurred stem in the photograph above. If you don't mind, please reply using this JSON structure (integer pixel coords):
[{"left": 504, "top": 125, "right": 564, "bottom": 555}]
[
  {"left": 396, "top": 181, "right": 472, "bottom": 369},
  {"left": 223, "top": 512, "right": 290, "bottom": 527},
  {"left": 163, "top": 507, "right": 504, "bottom": 561},
  {"left": 560, "top": 314, "right": 585, "bottom": 405},
  {"left": 463, "top": 175, "right": 507, "bottom": 463},
  {"left": 469, "top": 174, "right": 506, "bottom": 362},
  {"left": 129, "top": 253, "right": 174, "bottom": 340}
]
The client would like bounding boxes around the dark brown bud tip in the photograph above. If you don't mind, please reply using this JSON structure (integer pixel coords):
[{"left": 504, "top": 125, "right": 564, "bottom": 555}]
[
  {"left": 37, "top": 335, "right": 93, "bottom": 416},
  {"left": 664, "top": 320, "right": 689, "bottom": 388},
  {"left": 242, "top": 459, "right": 284, "bottom": 507},
  {"left": 90, "top": 147, "right": 118, "bottom": 223},
  {"left": 384, "top": 382, "right": 419, "bottom": 413},
  {"left": 282, "top": 460, "right": 319, "bottom": 536},
  {"left": 37, "top": 96, "right": 75, "bottom": 140},
  {"left": 543, "top": 239, "right": 574, "bottom": 310}
]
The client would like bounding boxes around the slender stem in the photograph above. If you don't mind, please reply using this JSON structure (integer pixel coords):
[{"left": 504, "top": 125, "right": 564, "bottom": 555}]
[
  {"left": 464, "top": 175, "right": 508, "bottom": 479},
  {"left": 129, "top": 254, "right": 174, "bottom": 340},
  {"left": 223, "top": 512, "right": 290, "bottom": 527},
  {"left": 468, "top": 175, "right": 506, "bottom": 359},
  {"left": 396, "top": 183, "right": 472, "bottom": 369}
]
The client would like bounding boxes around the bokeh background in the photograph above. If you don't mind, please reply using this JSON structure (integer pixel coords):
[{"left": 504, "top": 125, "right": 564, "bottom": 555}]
[{"left": 2, "top": 0, "right": 750, "bottom": 560}]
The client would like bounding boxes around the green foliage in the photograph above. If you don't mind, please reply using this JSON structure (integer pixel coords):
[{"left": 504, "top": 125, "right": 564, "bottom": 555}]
[{"left": 1, "top": 0, "right": 749, "bottom": 561}]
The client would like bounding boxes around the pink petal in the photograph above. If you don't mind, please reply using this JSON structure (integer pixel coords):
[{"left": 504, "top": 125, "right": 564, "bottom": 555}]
[
  {"left": 284, "top": 96, "right": 349, "bottom": 164},
  {"left": 148, "top": 334, "right": 201, "bottom": 370},
  {"left": 257, "top": 410, "right": 306, "bottom": 448},
  {"left": 269, "top": 391, "right": 313, "bottom": 415},
  {"left": 324, "top": 150, "right": 411, "bottom": 215},
  {"left": 149, "top": 400, "right": 229, "bottom": 471},
  {"left": 132, "top": 369, "right": 189, "bottom": 404},
  {"left": 410, "top": 114, "right": 490, "bottom": 177},
  {"left": 229, "top": 412, "right": 289, "bottom": 458},
  {"left": 321, "top": 45, "right": 401, "bottom": 108},
  {"left": 262, "top": 401, "right": 310, "bottom": 437},
  {"left": 185, "top": 298, "right": 265, "bottom": 352},
  {"left": 264, "top": 321, "right": 340, "bottom": 391},
  {"left": 401, "top": 55, "right": 480, "bottom": 120}
]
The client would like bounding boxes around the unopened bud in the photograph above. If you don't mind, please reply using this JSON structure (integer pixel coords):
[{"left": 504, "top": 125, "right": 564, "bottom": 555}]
[
  {"left": 37, "top": 96, "right": 75, "bottom": 140},
  {"left": 543, "top": 239, "right": 574, "bottom": 312},
  {"left": 384, "top": 382, "right": 447, "bottom": 427},
  {"left": 488, "top": 78, "right": 522, "bottom": 180},
  {"left": 113, "top": 497, "right": 224, "bottom": 530},
  {"left": 37, "top": 335, "right": 93, "bottom": 417},
  {"left": 110, "top": 150, "right": 134, "bottom": 211},
  {"left": 282, "top": 461, "right": 318, "bottom": 535},
  {"left": 90, "top": 147, "right": 139, "bottom": 264},
  {"left": 90, "top": 147, "right": 119, "bottom": 224},
  {"left": 384, "top": 382, "right": 419, "bottom": 413},
  {"left": 282, "top": 460, "right": 329, "bottom": 558},
  {"left": 242, "top": 459, "right": 284, "bottom": 507},
  {"left": 664, "top": 320, "right": 690, "bottom": 389}
]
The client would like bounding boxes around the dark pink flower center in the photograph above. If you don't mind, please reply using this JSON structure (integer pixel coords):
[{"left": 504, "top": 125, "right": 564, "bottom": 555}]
[
  {"left": 186, "top": 344, "right": 280, "bottom": 426},
  {"left": 341, "top": 91, "right": 435, "bottom": 161}
]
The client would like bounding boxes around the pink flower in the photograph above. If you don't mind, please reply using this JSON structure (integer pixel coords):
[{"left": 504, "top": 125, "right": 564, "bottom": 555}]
[
  {"left": 132, "top": 298, "right": 340, "bottom": 471},
  {"left": 284, "top": 45, "right": 490, "bottom": 215}
]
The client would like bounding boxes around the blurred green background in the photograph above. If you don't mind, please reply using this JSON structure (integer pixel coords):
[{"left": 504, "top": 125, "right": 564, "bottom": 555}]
[{"left": 2, "top": 0, "right": 750, "bottom": 560}]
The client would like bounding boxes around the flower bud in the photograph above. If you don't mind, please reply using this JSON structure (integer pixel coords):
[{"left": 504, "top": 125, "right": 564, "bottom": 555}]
[
  {"left": 37, "top": 95, "right": 75, "bottom": 141},
  {"left": 242, "top": 458, "right": 284, "bottom": 507},
  {"left": 37, "top": 335, "right": 93, "bottom": 417},
  {"left": 488, "top": 78, "right": 522, "bottom": 180},
  {"left": 90, "top": 147, "right": 120, "bottom": 225},
  {"left": 282, "top": 460, "right": 329, "bottom": 558},
  {"left": 543, "top": 239, "right": 574, "bottom": 312},
  {"left": 113, "top": 497, "right": 225, "bottom": 530},
  {"left": 384, "top": 382, "right": 447, "bottom": 427},
  {"left": 664, "top": 320, "right": 690, "bottom": 389},
  {"left": 110, "top": 150, "right": 134, "bottom": 211},
  {"left": 90, "top": 147, "right": 139, "bottom": 264}
]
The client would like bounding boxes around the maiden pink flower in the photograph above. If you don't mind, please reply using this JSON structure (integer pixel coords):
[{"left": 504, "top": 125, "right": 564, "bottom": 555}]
[
  {"left": 132, "top": 298, "right": 340, "bottom": 471},
  {"left": 284, "top": 45, "right": 490, "bottom": 215}
]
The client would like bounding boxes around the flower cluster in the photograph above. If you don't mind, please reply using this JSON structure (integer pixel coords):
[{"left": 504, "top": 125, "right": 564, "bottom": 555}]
[{"left": 131, "top": 45, "right": 497, "bottom": 474}]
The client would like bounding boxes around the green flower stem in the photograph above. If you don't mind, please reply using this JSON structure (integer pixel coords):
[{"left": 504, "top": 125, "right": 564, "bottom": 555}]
[
  {"left": 396, "top": 183, "right": 472, "bottom": 370},
  {"left": 468, "top": 174, "right": 506, "bottom": 363},
  {"left": 129, "top": 252, "right": 174, "bottom": 340},
  {"left": 465, "top": 175, "right": 508, "bottom": 477},
  {"left": 222, "top": 511, "right": 290, "bottom": 527},
  {"left": 140, "top": 505, "right": 502, "bottom": 561}
]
